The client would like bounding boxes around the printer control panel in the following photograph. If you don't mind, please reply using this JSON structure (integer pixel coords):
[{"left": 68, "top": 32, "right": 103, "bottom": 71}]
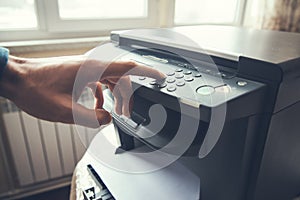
[
  {"left": 102, "top": 45, "right": 268, "bottom": 152},
  {"left": 121, "top": 50, "right": 265, "bottom": 108}
]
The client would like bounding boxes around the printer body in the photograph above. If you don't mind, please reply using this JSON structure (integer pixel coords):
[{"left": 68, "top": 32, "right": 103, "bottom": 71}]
[{"left": 93, "top": 26, "right": 300, "bottom": 200}]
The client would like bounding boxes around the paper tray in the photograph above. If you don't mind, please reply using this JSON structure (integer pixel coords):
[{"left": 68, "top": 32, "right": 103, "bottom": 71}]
[{"left": 82, "top": 124, "right": 201, "bottom": 200}]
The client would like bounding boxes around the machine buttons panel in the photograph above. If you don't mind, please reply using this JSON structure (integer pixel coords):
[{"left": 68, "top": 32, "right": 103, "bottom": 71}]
[{"left": 126, "top": 52, "right": 264, "bottom": 107}]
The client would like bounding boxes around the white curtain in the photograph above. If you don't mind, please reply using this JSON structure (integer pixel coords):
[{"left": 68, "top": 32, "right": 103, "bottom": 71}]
[{"left": 244, "top": 0, "right": 300, "bottom": 33}]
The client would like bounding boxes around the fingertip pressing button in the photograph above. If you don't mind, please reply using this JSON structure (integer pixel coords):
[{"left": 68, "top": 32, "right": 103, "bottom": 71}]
[
  {"left": 149, "top": 80, "right": 157, "bottom": 85},
  {"left": 158, "top": 83, "right": 167, "bottom": 88}
]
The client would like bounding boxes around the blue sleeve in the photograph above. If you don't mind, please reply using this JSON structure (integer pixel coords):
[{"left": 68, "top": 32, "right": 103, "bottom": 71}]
[{"left": 0, "top": 47, "right": 9, "bottom": 80}]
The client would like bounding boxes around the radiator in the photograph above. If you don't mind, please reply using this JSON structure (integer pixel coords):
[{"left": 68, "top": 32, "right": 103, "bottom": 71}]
[{"left": 0, "top": 89, "right": 99, "bottom": 187}]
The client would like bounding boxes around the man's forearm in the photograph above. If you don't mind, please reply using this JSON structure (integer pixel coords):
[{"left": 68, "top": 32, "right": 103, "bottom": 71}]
[{"left": 0, "top": 53, "right": 26, "bottom": 100}]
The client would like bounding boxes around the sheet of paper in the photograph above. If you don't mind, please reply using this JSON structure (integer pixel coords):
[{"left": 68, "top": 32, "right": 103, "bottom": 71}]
[{"left": 82, "top": 124, "right": 200, "bottom": 200}]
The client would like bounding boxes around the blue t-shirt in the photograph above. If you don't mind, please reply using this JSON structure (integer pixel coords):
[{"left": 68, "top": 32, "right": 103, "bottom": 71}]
[{"left": 0, "top": 47, "right": 9, "bottom": 79}]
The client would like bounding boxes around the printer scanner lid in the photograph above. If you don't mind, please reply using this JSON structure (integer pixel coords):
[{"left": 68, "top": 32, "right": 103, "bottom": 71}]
[
  {"left": 111, "top": 25, "right": 300, "bottom": 83},
  {"left": 112, "top": 25, "right": 300, "bottom": 65}
]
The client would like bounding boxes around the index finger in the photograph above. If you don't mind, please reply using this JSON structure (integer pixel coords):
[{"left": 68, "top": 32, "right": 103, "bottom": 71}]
[{"left": 101, "top": 61, "right": 166, "bottom": 81}]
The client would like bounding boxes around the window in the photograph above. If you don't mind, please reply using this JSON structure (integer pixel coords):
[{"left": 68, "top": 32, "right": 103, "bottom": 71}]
[
  {"left": 58, "top": 0, "right": 148, "bottom": 19},
  {"left": 0, "top": 0, "right": 37, "bottom": 30},
  {"left": 0, "top": 0, "right": 249, "bottom": 42},
  {"left": 46, "top": 0, "right": 156, "bottom": 32},
  {"left": 174, "top": 0, "right": 245, "bottom": 25},
  {"left": 0, "top": 0, "right": 158, "bottom": 42}
]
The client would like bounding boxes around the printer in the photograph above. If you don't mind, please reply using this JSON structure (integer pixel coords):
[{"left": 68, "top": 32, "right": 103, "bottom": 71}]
[{"left": 81, "top": 26, "right": 300, "bottom": 200}]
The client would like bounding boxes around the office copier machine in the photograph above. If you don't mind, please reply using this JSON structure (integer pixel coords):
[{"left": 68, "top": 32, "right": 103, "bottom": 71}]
[{"left": 85, "top": 26, "right": 300, "bottom": 200}]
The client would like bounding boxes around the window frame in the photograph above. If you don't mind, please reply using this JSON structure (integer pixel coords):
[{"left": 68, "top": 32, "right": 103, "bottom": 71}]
[
  {"left": 0, "top": 0, "right": 249, "bottom": 42},
  {"left": 44, "top": 0, "right": 159, "bottom": 32},
  {"left": 0, "top": 0, "right": 160, "bottom": 42}
]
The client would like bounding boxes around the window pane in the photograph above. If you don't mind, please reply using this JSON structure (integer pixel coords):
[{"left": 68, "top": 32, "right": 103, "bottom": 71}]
[
  {"left": 0, "top": 0, "right": 37, "bottom": 30},
  {"left": 58, "top": 0, "right": 148, "bottom": 19},
  {"left": 175, "top": 0, "right": 238, "bottom": 24}
]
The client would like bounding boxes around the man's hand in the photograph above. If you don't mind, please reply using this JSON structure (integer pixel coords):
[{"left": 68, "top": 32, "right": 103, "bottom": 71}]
[{"left": 0, "top": 54, "right": 165, "bottom": 128}]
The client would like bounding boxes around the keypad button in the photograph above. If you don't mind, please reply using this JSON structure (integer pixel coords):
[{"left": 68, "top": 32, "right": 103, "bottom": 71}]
[
  {"left": 166, "top": 77, "right": 176, "bottom": 83},
  {"left": 149, "top": 80, "right": 157, "bottom": 85},
  {"left": 184, "top": 77, "right": 194, "bottom": 82},
  {"left": 221, "top": 73, "right": 227, "bottom": 78},
  {"left": 158, "top": 83, "right": 167, "bottom": 88},
  {"left": 186, "top": 64, "right": 194, "bottom": 70},
  {"left": 175, "top": 74, "right": 184, "bottom": 79},
  {"left": 237, "top": 80, "right": 247, "bottom": 87},
  {"left": 167, "top": 71, "right": 175, "bottom": 76},
  {"left": 177, "top": 63, "right": 185, "bottom": 68},
  {"left": 183, "top": 71, "right": 192, "bottom": 75},
  {"left": 193, "top": 73, "right": 202, "bottom": 78},
  {"left": 175, "top": 68, "right": 183, "bottom": 72},
  {"left": 176, "top": 80, "right": 185, "bottom": 87},
  {"left": 167, "top": 86, "right": 176, "bottom": 92},
  {"left": 139, "top": 77, "right": 146, "bottom": 80},
  {"left": 196, "top": 85, "right": 215, "bottom": 95}
]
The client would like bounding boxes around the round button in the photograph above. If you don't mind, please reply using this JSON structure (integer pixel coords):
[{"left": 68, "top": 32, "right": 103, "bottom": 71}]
[
  {"left": 175, "top": 74, "right": 184, "bottom": 79},
  {"left": 193, "top": 73, "right": 202, "bottom": 78},
  {"left": 158, "top": 83, "right": 167, "bottom": 88},
  {"left": 149, "top": 80, "right": 157, "bottom": 85},
  {"left": 139, "top": 77, "right": 146, "bottom": 80},
  {"left": 167, "top": 86, "right": 176, "bottom": 92},
  {"left": 196, "top": 85, "right": 215, "bottom": 95},
  {"left": 237, "top": 80, "right": 247, "bottom": 87},
  {"left": 175, "top": 68, "right": 183, "bottom": 72},
  {"left": 167, "top": 71, "right": 175, "bottom": 76},
  {"left": 221, "top": 73, "right": 227, "bottom": 78},
  {"left": 184, "top": 77, "right": 194, "bottom": 82},
  {"left": 166, "top": 77, "right": 176, "bottom": 83},
  {"left": 176, "top": 80, "right": 185, "bottom": 87},
  {"left": 183, "top": 71, "right": 192, "bottom": 75}
]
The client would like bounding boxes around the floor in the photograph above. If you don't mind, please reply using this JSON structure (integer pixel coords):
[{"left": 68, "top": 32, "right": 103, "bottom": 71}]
[{"left": 17, "top": 186, "right": 70, "bottom": 200}]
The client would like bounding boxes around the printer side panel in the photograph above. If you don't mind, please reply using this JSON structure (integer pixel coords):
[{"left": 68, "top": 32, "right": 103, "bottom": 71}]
[{"left": 252, "top": 96, "right": 300, "bottom": 200}]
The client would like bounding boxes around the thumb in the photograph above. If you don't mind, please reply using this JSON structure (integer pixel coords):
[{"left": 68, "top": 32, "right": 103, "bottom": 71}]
[
  {"left": 95, "top": 108, "right": 112, "bottom": 126},
  {"left": 88, "top": 82, "right": 104, "bottom": 109},
  {"left": 73, "top": 103, "right": 112, "bottom": 128}
]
